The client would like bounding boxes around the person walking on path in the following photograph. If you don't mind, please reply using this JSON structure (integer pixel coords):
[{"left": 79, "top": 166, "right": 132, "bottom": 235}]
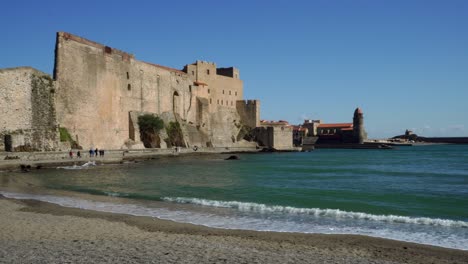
[
  {"left": 77, "top": 151, "right": 81, "bottom": 158},
  {"left": 69, "top": 150, "right": 73, "bottom": 159},
  {"left": 89, "top": 148, "right": 93, "bottom": 157},
  {"left": 95, "top": 148, "right": 99, "bottom": 158}
]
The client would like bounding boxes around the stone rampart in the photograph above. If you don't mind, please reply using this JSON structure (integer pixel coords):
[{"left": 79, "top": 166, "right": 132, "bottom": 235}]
[
  {"left": 253, "top": 125, "right": 293, "bottom": 150},
  {"left": 54, "top": 32, "right": 197, "bottom": 149},
  {"left": 0, "top": 67, "right": 59, "bottom": 151},
  {"left": 2, "top": 32, "right": 260, "bottom": 152},
  {"left": 236, "top": 100, "right": 260, "bottom": 129},
  {"left": 53, "top": 32, "right": 256, "bottom": 150}
]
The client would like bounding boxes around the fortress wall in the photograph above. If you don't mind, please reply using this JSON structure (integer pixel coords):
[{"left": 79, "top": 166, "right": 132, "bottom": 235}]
[
  {"left": 272, "top": 126, "right": 293, "bottom": 150},
  {"left": 212, "top": 74, "right": 243, "bottom": 108},
  {"left": 55, "top": 32, "right": 134, "bottom": 149},
  {"left": 0, "top": 67, "right": 58, "bottom": 151},
  {"left": 254, "top": 127, "right": 273, "bottom": 148},
  {"left": 53, "top": 32, "right": 253, "bottom": 150},
  {"left": 0, "top": 68, "right": 34, "bottom": 132},
  {"left": 236, "top": 100, "right": 260, "bottom": 128},
  {"left": 186, "top": 61, "right": 243, "bottom": 111},
  {"left": 132, "top": 61, "right": 193, "bottom": 121},
  {"left": 216, "top": 67, "right": 240, "bottom": 79},
  {"left": 209, "top": 106, "right": 242, "bottom": 147},
  {"left": 55, "top": 32, "right": 195, "bottom": 149},
  {"left": 253, "top": 126, "right": 293, "bottom": 150}
]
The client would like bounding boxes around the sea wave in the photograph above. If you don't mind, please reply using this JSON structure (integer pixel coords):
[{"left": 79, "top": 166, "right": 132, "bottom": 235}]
[
  {"left": 57, "top": 161, "right": 96, "bottom": 170},
  {"left": 2, "top": 191, "right": 467, "bottom": 250},
  {"left": 162, "top": 197, "right": 468, "bottom": 228}
]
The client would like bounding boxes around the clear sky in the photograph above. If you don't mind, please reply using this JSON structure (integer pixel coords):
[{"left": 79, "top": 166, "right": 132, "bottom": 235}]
[{"left": 2, "top": 0, "right": 467, "bottom": 138}]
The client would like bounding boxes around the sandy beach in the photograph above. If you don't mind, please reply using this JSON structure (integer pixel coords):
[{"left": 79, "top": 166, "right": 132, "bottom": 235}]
[{"left": 1, "top": 195, "right": 467, "bottom": 264}]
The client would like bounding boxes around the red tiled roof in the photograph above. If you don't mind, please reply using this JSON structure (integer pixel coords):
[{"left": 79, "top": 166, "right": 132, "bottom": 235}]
[
  {"left": 292, "top": 126, "right": 307, "bottom": 131},
  {"left": 318, "top": 123, "right": 353, "bottom": 128},
  {"left": 341, "top": 127, "right": 354, "bottom": 131}
]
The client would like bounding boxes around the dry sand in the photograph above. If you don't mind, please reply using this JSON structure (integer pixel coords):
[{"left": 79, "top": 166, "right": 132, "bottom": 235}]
[{"left": 1, "top": 196, "right": 467, "bottom": 264}]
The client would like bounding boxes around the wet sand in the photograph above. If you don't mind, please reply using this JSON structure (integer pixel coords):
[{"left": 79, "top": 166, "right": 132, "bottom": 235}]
[{"left": 1, "top": 196, "right": 467, "bottom": 264}]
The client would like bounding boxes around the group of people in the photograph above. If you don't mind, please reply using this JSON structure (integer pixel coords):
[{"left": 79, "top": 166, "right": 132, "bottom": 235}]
[
  {"left": 89, "top": 148, "right": 105, "bottom": 157},
  {"left": 68, "top": 148, "right": 105, "bottom": 158}
]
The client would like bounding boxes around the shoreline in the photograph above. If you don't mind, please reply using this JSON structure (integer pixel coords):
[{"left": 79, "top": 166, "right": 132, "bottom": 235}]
[
  {"left": 0, "top": 147, "right": 262, "bottom": 171},
  {"left": 2, "top": 143, "right": 458, "bottom": 171},
  {"left": 1, "top": 195, "right": 467, "bottom": 264}
]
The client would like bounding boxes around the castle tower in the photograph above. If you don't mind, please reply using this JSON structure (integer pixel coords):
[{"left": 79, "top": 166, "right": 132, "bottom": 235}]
[{"left": 353, "top": 107, "right": 366, "bottom": 144}]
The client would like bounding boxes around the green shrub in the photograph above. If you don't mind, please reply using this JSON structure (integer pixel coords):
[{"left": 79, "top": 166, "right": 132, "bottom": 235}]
[
  {"left": 138, "top": 114, "right": 164, "bottom": 148},
  {"left": 166, "top": 121, "right": 184, "bottom": 147},
  {"left": 138, "top": 114, "right": 164, "bottom": 134},
  {"left": 59, "top": 127, "right": 73, "bottom": 142}
]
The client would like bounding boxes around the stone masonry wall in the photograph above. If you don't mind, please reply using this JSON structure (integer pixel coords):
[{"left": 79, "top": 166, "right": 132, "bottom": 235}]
[
  {"left": 271, "top": 126, "right": 293, "bottom": 150},
  {"left": 55, "top": 32, "right": 195, "bottom": 149},
  {"left": 0, "top": 67, "right": 58, "bottom": 151},
  {"left": 236, "top": 100, "right": 260, "bottom": 129},
  {"left": 253, "top": 125, "right": 293, "bottom": 150},
  {"left": 54, "top": 32, "right": 252, "bottom": 150}
]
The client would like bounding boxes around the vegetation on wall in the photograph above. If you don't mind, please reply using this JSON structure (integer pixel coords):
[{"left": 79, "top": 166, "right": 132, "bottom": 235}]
[
  {"left": 166, "top": 121, "right": 185, "bottom": 147},
  {"left": 138, "top": 114, "right": 164, "bottom": 148},
  {"left": 59, "top": 127, "right": 73, "bottom": 142},
  {"left": 138, "top": 114, "right": 164, "bottom": 134},
  {"left": 59, "top": 127, "right": 80, "bottom": 149}
]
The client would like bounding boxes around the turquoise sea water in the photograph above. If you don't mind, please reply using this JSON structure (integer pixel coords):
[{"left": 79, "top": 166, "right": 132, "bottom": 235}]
[{"left": 2, "top": 144, "right": 468, "bottom": 250}]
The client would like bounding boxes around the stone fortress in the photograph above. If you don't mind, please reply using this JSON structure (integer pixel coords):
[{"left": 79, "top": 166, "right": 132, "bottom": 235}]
[
  {"left": 1, "top": 32, "right": 373, "bottom": 153},
  {"left": 1, "top": 32, "right": 296, "bottom": 152}
]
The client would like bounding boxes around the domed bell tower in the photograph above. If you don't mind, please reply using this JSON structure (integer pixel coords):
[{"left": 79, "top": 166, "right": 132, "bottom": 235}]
[{"left": 353, "top": 108, "right": 366, "bottom": 144}]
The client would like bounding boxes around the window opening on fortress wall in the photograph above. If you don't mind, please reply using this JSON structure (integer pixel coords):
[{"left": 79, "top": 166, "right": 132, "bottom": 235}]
[
  {"left": 217, "top": 99, "right": 219, "bottom": 104},
  {"left": 208, "top": 89, "right": 210, "bottom": 94},
  {"left": 222, "top": 90, "right": 224, "bottom": 94},
  {"left": 126, "top": 72, "right": 130, "bottom": 79},
  {"left": 210, "top": 98, "right": 212, "bottom": 104},
  {"left": 192, "top": 71, "right": 195, "bottom": 75},
  {"left": 207, "top": 69, "right": 210, "bottom": 75},
  {"left": 104, "top": 46, "right": 112, "bottom": 54},
  {"left": 229, "top": 91, "right": 231, "bottom": 95},
  {"left": 235, "top": 91, "right": 237, "bottom": 96},
  {"left": 221, "top": 100, "right": 223, "bottom": 105},
  {"left": 127, "top": 84, "right": 131, "bottom": 91}
]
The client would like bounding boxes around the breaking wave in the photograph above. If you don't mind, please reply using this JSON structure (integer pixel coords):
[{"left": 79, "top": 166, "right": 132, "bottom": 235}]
[
  {"left": 162, "top": 197, "right": 468, "bottom": 228},
  {"left": 57, "top": 161, "right": 96, "bottom": 170}
]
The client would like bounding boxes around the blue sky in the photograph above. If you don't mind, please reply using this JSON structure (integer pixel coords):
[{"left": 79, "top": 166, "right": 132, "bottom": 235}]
[{"left": 2, "top": 0, "right": 467, "bottom": 138}]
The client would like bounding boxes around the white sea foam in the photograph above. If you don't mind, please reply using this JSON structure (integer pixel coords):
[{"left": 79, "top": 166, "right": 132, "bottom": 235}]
[
  {"left": 57, "top": 161, "right": 96, "bottom": 170},
  {"left": 1, "top": 191, "right": 467, "bottom": 250},
  {"left": 162, "top": 197, "right": 468, "bottom": 228}
]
